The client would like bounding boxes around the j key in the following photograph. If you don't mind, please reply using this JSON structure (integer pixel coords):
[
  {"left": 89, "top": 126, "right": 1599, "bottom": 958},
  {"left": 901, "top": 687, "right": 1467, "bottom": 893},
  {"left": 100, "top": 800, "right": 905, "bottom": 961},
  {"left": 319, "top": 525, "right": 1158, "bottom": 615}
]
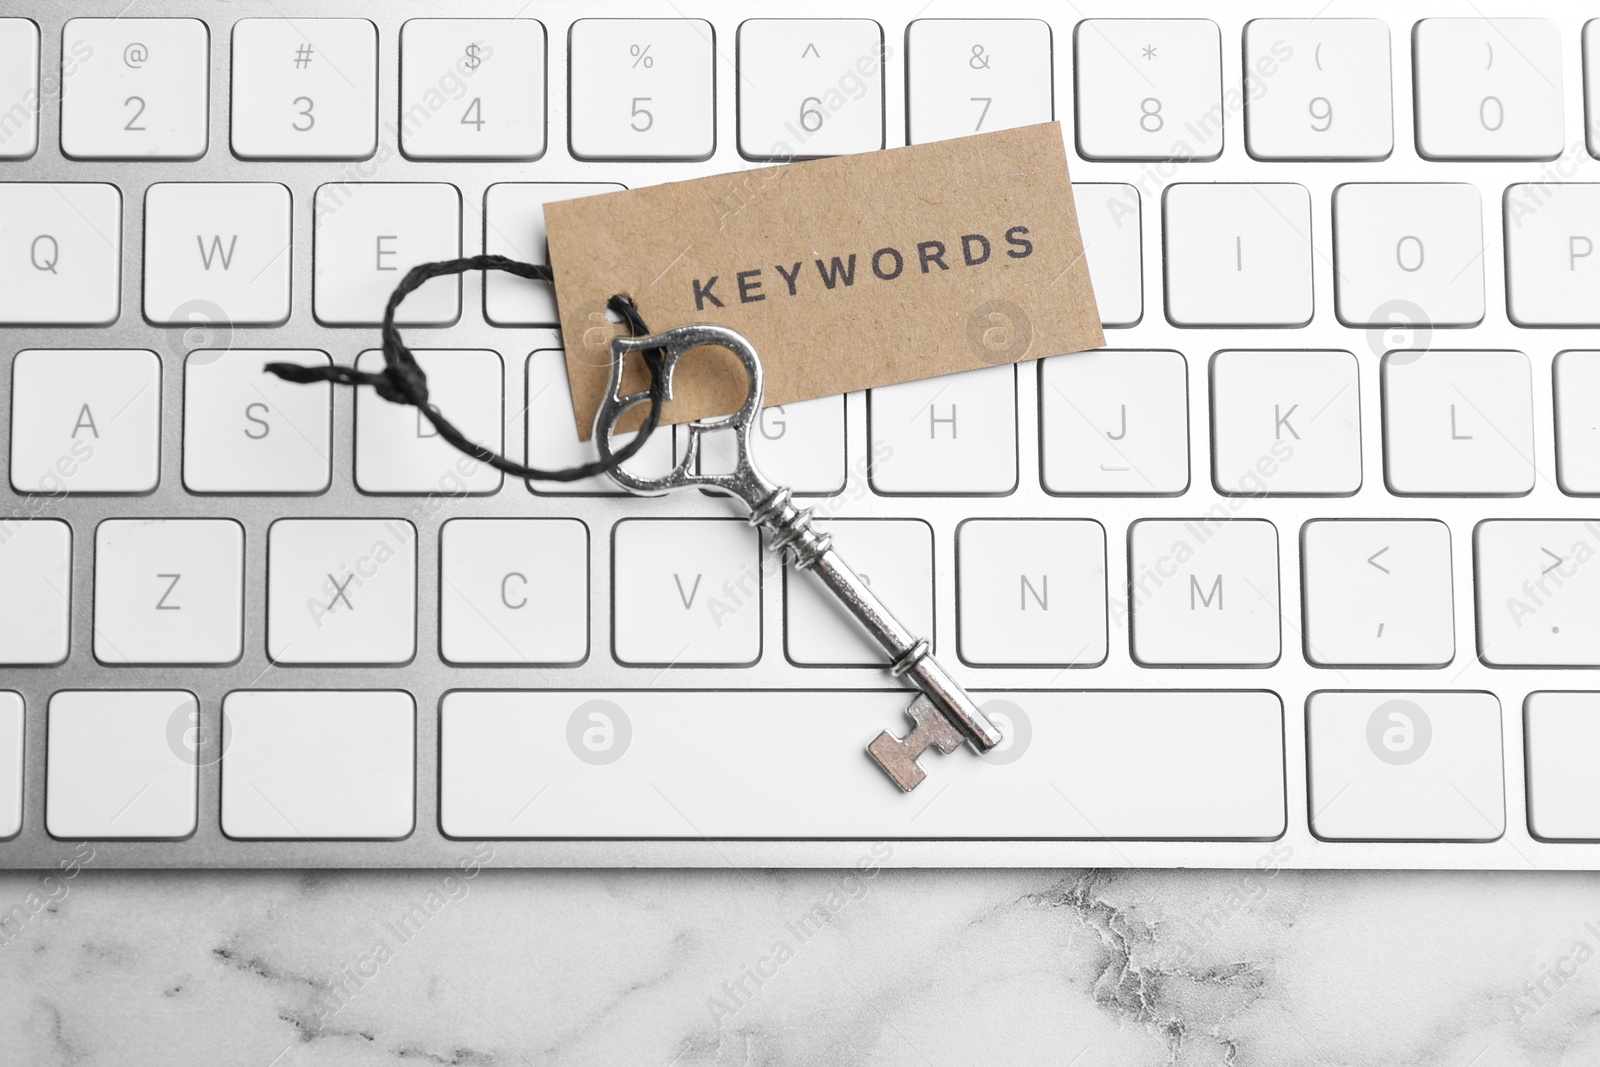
[
  {"left": 1505, "top": 183, "right": 1600, "bottom": 327},
  {"left": 0, "top": 183, "right": 121, "bottom": 326},
  {"left": 569, "top": 19, "right": 714, "bottom": 161},
  {"left": 1245, "top": 19, "right": 1393, "bottom": 161},
  {"left": 1474, "top": 521, "right": 1600, "bottom": 666},
  {"left": 1381, "top": 349, "right": 1535, "bottom": 496},
  {"left": 0, "top": 520, "right": 71, "bottom": 666},
  {"left": 1075, "top": 19, "right": 1223, "bottom": 162},
  {"left": 1333, "top": 184, "right": 1485, "bottom": 328},
  {"left": 440, "top": 519, "right": 589, "bottom": 666},
  {"left": 907, "top": 19, "right": 1052, "bottom": 145},
  {"left": 739, "top": 19, "right": 885, "bottom": 159},
  {"left": 183, "top": 350, "right": 332, "bottom": 494},
  {"left": 1301, "top": 519, "right": 1455, "bottom": 668},
  {"left": 1039, "top": 349, "right": 1189, "bottom": 496},
  {"left": 400, "top": 19, "right": 547, "bottom": 161},
  {"left": 596, "top": 324, "right": 1003, "bottom": 790},
  {"left": 1414, "top": 18, "right": 1562, "bottom": 161},
  {"left": 0, "top": 18, "right": 40, "bottom": 159},
  {"left": 47, "top": 690, "right": 198, "bottom": 840},
  {"left": 232, "top": 18, "right": 377, "bottom": 160},
  {"left": 1307, "top": 691, "right": 1504, "bottom": 841},
  {"left": 62, "top": 18, "right": 209, "bottom": 160},
  {"left": 144, "top": 182, "right": 292, "bottom": 327},
  {"left": 94, "top": 519, "right": 244, "bottom": 665}
]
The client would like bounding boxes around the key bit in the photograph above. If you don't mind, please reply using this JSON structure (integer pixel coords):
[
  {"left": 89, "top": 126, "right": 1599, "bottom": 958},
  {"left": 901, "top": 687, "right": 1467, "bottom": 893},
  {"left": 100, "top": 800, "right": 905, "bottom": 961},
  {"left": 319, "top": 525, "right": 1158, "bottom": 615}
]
[
  {"left": 593, "top": 322, "right": 1004, "bottom": 792},
  {"left": 867, "top": 694, "right": 966, "bottom": 792}
]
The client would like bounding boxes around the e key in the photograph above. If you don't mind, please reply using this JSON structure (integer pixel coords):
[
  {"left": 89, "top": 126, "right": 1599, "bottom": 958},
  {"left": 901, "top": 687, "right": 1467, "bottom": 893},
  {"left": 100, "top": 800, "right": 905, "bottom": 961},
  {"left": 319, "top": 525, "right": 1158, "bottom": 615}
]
[{"left": 594, "top": 323, "right": 1004, "bottom": 790}]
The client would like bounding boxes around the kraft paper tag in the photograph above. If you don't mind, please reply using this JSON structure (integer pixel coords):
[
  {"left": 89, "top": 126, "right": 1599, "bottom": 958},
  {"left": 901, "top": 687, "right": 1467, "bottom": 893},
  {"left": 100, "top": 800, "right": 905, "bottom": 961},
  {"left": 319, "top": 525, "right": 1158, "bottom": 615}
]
[{"left": 545, "top": 122, "right": 1105, "bottom": 437}]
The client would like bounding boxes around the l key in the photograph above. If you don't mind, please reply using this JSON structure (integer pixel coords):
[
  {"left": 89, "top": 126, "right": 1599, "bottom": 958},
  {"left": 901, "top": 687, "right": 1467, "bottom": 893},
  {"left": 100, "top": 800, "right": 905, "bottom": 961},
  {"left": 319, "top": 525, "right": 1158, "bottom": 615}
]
[{"left": 594, "top": 324, "right": 1004, "bottom": 790}]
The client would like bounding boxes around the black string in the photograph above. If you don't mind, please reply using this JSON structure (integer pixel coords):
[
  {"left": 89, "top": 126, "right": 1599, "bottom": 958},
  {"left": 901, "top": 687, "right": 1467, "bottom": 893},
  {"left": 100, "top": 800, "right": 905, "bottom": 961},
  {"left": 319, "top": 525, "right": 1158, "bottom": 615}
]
[{"left": 263, "top": 254, "right": 667, "bottom": 482}]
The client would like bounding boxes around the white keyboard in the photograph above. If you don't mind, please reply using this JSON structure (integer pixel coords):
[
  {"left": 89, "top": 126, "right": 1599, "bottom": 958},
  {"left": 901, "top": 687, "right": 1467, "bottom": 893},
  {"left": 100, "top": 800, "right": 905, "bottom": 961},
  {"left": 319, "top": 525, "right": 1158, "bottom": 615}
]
[{"left": 3, "top": 0, "right": 1600, "bottom": 869}]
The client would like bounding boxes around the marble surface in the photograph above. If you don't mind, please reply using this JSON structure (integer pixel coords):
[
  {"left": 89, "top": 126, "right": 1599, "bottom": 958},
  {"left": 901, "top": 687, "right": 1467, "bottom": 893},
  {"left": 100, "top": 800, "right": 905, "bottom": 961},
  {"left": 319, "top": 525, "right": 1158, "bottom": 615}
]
[{"left": 2, "top": 860, "right": 1599, "bottom": 1065}]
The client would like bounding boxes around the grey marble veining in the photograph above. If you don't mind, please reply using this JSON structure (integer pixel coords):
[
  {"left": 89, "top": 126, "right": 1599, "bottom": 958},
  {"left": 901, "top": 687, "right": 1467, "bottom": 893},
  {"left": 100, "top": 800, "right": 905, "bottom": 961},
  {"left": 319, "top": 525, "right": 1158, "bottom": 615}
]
[{"left": 2, "top": 866, "right": 1599, "bottom": 1065}]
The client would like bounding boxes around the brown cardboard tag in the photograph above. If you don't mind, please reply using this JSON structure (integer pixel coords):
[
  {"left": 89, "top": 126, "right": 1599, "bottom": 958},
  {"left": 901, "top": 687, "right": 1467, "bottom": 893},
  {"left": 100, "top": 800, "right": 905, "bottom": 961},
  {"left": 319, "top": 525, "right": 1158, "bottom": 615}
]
[{"left": 545, "top": 122, "right": 1104, "bottom": 438}]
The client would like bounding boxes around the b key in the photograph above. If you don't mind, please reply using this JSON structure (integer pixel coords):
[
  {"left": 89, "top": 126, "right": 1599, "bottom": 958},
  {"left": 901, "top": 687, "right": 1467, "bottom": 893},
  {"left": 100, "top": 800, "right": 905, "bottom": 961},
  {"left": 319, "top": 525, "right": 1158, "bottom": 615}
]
[{"left": 593, "top": 323, "right": 1004, "bottom": 790}]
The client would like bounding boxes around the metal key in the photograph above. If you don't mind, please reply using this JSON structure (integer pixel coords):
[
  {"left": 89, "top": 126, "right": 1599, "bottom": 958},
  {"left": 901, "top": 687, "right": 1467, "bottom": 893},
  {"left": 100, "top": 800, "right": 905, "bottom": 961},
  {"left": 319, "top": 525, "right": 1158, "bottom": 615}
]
[{"left": 593, "top": 323, "right": 1004, "bottom": 790}]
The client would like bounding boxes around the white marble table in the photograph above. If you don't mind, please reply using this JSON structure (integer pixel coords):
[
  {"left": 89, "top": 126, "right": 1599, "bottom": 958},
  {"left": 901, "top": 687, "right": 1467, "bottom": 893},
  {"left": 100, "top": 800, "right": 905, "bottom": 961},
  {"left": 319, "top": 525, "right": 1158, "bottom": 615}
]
[{"left": 2, "top": 864, "right": 1598, "bottom": 1065}]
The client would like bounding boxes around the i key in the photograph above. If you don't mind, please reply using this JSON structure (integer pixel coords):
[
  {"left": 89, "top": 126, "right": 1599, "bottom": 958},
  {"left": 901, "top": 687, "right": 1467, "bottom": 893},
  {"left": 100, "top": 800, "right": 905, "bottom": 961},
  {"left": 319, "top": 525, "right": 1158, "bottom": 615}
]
[{"left": 594, "top": 325, "right": 1004, "bottom": 791}]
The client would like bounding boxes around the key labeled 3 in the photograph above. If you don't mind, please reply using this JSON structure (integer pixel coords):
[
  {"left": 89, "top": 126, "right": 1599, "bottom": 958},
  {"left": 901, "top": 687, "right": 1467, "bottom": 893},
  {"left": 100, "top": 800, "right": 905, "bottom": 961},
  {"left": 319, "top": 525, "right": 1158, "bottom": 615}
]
[{"left": 232, "top": 19, "right": 377, "bottom": 159}]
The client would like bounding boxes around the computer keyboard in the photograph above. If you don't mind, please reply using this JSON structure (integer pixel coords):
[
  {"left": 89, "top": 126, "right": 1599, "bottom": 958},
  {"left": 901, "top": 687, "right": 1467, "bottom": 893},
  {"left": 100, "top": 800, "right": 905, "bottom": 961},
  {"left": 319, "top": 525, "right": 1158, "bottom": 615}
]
[{"left": 2, "top": 0, "right": 1599, "bottom": 869}]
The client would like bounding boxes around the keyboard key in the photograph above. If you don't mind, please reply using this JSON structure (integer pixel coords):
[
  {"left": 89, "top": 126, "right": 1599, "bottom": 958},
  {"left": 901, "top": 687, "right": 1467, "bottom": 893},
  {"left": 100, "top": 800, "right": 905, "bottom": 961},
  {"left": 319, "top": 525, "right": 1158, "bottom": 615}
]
[
  {"left": 94, "top": 519, "right": 244, "bottom": 665},
  {"left": 695, "top": 395, "right": 846, "bottom": 495},
  {"left": 525, "top": 350, "right": 675, "bottom": 494},
  {"left": 1333, "top": 184, "right": 1485, "bottom": 327},
  {"left": 869, "top": 365, "right": 1016, "bottom": 494},
  {"left": 0, "top": 520, "right": 70, "bottom": 665},
  {"left": 483, "top": 183, "right": 624, "bottom": 326},
  {"left": 1128, "top": 519, "right": 1280, "bottom": 667},
  {"left": 1525, "top": 692, "right": 1600, "bottom": 840},
  {"left": 1073, "top": 184, "right": 1143, "bottom": 328},
  {"left": 1211, "top": 350, "right": 1361, "bottom": 495},
  {"left": 144, "top": 183, "right": 291, "bottom": 327},
  {"left": 313, "top": 183, "right": 461, "bottom": 326},
  {"left": 46, "top": 690, "right": 198, "bottom": 839},
  {"left": 440, "top": 519, "right": 588, "bottom": 665},
  {"left": 267, "top": 519, "right": 416, "bottom": 665},
  {"left": 221, "top": 690, "right": 414, "bottom": 840},
  {"left": 1245, "top": 19, "right": 1393, "bottom": 161},
  {"left": 786, "top": 519, "right": 931, "bottom": 665},
  {"left": 61, "top": 18, "right": 209, "bottom": 160},
  {"left": 613, "top": 519, "right": 761, "bottom": 666},
  {"left": 1039, "top": 350, "right": 1188, "bottom": 495},
  {"left": 906, "top": 19, "right": 1052, "bottom": 145},
  {"left": 1556, "top": 351, "right": 1600, "bottom": 495},
  {"left": 957, "top": 519, "right": 1106, "bottom": 667},
  {"left": 1307, "top": 691, "right": 1504, "bottom": 841},
  {"left": 355, "top": 349, "right": 502, "bottom": 495},
  {"left": 738, "top": 20, "right": 884, "bottom": 159},
  {"left": 1588, "top": 21, "right": 1600, "bottom": 160},
  {"left": 1505, "top": 183, "right": 1600, "bottom": 326},
  {"left": 1075, "top": 19, "right": 1222, "bottom": 161},
  {"left": 0, "top": 18, "right": 40, "bottom": 159},
  {"left": 232, "top": 18, "right": 377, "bottom": 159},
  {"left": 1475, "top": 520, "right": 1600, "bottom": 666},
  {"left": 0, "top": 691, "right": 19, "bottom": 838},
  {"left": 439, "top": 689, "right": 1285, "bottom": 839},
  {"left": 400, "top": 19, "right": 546, "bottom": 160},
  {"left": 1302, "top": 520, "right": 1455, "bottom": 667},
  {"left": 10, "top": 349, "right": 160, "bottom": 494},
  {"left": 1414, "top": 18, "right": 1562, "bottom": 161},
  {"left": 184, "top": 350, "right": 331, "bottom": 494},
  {"left": 1381, "top": 350, "right": 1535, "bottom": 495},
  {"left": 0, "top": 183, "right": 121, "bottom": 326},
  {"left": 569, "top": 19, "right": 714, "bottom": 161},
  {"left": 1165, "top": 184, "right": 1313, "bottom": 327}
]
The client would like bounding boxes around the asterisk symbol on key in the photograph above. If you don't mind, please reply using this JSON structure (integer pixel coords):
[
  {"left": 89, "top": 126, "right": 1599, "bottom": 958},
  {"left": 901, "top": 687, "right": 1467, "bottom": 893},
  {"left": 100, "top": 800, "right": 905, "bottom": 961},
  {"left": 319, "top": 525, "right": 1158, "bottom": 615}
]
[{"left": 1142, "top": 44, "right": 1157, "bottom": 60}]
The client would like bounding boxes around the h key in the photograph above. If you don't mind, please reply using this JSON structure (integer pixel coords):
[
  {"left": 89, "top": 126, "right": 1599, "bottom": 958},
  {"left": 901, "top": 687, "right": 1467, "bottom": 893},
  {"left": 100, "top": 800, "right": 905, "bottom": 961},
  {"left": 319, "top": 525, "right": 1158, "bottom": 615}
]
[{"left": 593, "top": 323, "right": 1004, "bottom": 790}]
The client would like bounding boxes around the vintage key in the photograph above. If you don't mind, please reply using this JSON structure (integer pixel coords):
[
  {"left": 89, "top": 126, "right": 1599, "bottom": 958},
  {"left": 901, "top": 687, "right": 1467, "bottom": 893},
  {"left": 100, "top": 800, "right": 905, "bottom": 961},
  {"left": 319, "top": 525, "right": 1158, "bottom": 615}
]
[{"left": 594, "top": 323, "right": 1004, "bottom": 790}]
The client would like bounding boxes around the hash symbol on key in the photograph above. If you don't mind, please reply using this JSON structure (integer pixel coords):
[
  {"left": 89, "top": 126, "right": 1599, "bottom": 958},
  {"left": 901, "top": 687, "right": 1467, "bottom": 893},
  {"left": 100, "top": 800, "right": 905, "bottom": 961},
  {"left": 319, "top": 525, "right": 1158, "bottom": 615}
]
[{"left": 594, "top": 323, "right": 1004, "bottom": 790}]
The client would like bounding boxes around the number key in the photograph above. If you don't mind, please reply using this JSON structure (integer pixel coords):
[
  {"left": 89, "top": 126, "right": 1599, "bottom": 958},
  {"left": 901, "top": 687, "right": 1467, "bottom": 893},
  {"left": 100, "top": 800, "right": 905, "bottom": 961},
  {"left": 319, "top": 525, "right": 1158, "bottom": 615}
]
[
  {"left": 1245, "top": 19, "right": 1392, "bottom": 160},
  {"left": 1076, "top": 19, "right": 1221, "bottom": 161},
  {"left": 232, "top": 18, "right": 377, "bottom": 159},
  {"left": 61, "top": 18, "right": 210, "bottom": 160},
  {"left": 401, "top": 19, "right": 546, "bottom": 160},
  {"left": 569, "top": 19, "right": 714, "bottom": 161},
  {"left": 738, "top": 20, "right": 883, "bottom": 159},
  {"left": 1414, "top": 18, "right": 1563, "bottom": 160},
  {"left": 907, "top": 19, "right": 1051, "bottom": 145}
]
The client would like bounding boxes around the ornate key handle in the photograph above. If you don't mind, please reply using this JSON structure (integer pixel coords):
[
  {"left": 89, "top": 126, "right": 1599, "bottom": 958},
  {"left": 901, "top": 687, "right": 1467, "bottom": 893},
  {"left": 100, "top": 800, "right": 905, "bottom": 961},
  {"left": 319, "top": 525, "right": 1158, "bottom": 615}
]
[{"left": 593, "top": 323, "right": 1005, "bottom": 790}]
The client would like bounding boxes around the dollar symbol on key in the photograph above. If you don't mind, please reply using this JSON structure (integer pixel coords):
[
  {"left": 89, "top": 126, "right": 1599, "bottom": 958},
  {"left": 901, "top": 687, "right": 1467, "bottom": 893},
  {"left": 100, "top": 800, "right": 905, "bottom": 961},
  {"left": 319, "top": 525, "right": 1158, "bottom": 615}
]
[{"left": 464, "top": 41, "right": 484, "bottom": 70}]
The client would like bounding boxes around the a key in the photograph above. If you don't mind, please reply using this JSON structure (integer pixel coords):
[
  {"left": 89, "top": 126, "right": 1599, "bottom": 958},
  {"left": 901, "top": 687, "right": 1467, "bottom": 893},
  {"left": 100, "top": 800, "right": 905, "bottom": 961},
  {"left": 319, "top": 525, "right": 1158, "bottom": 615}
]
[{"left": 594, "top": 324, "right": 1004, "bottom": 790}]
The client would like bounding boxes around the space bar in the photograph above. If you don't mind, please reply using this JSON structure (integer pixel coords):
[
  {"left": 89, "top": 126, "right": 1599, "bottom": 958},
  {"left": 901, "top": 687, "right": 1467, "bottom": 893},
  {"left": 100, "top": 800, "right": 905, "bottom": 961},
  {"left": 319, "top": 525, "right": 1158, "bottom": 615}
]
[{"left": 440, "top": 690, "right": 1286, "bottom": 839}]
